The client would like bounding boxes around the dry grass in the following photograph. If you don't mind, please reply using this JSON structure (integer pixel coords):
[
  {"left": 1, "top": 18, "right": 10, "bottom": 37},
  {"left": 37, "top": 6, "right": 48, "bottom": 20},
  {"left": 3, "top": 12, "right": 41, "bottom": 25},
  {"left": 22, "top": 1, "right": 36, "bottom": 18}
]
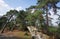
[
  {"left": 0, "top": 30, "right": 54, "bottom": 39},
  {"left": 1, "top": 30, "right": 31, "bottom": 39}
]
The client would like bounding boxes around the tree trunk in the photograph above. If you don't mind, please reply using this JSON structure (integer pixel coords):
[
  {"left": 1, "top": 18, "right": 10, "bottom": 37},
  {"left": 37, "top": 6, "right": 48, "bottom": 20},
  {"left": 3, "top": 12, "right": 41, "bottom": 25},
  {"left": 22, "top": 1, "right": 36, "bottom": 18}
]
[
  {"left": 46, "top": 9, "right": 49, "bottom": 28},
  {"left": 45, "top": 5, "right": 49, "bottom": 33},
  {"left": 1, "top": 14, "right": 14, "bottom": 33}
]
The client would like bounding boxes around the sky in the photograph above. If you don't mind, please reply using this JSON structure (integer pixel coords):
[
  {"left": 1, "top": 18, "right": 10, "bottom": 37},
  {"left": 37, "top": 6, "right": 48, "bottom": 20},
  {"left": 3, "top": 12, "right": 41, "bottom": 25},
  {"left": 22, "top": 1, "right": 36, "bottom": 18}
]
[
  {"left": 0, "top": 0, "right": 37, "bottom": 16},
  {"left": 0, "top": 0, "right": 60, "bottom": 26}
]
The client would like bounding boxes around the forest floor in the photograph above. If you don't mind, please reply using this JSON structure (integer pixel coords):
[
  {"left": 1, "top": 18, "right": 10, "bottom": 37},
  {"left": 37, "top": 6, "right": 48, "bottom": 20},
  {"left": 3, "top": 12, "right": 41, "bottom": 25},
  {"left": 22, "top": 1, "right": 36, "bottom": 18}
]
[
  {"left": 0, "top": 30, "right": 31, "bottom": 39},
  {"left": 0, "top": 30, "right": 54, "bottom": 39}
]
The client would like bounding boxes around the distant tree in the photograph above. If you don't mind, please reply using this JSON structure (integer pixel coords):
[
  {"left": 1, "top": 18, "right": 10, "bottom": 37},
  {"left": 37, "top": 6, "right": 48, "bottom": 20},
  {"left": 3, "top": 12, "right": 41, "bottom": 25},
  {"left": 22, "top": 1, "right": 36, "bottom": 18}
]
[
  {"left": 33, "top": 10, "right": 45, "bottom": 29},
  {"left": 26, "top": 5, "right": 45, "bottom": 30},
  {"left": 1, "top": 10, "right": 18, "bottom": 33},
  {"left": 0, "top": 16, "right": 7, "bottom": 29},
  {"left": 16, "top": 10, "right": 28, "bottom": 31},
  {"left": 37, "top": 0, "right": 60, "bottom": 33},
  {"left": 57, "top": 14, "right": 60, "bottom": 35}
]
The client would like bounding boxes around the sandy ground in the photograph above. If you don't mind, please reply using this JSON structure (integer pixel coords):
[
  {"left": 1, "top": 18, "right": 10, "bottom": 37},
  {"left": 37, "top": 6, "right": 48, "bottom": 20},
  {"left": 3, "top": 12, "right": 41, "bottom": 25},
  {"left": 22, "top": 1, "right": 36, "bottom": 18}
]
[
  {"left": 0, "top": 30, "right": 31, "bottom": 39},
  {"left": 0, "top": 30, "right": 53, "bottom": 39}
]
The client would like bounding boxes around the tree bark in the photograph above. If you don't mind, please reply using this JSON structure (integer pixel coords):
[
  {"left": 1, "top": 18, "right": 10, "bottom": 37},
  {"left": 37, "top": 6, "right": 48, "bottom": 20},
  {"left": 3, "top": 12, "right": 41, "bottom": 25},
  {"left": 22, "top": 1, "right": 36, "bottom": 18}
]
[{"left": 45, "top": 5, "right": 49, "bottom": 33}]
